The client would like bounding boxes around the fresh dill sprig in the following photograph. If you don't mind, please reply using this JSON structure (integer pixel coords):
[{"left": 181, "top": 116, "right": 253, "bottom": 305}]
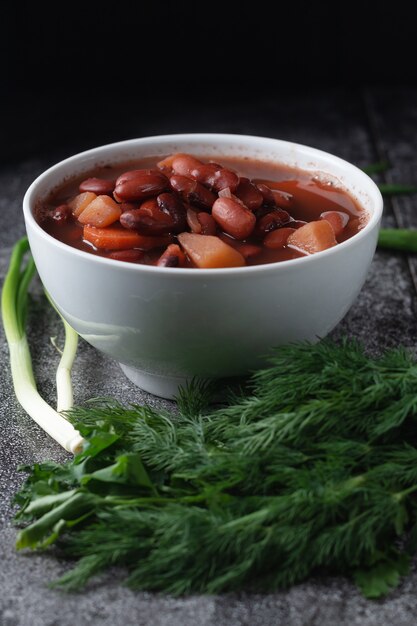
[{"left": 14, "top": 340, "right": 417, "bottom": 598}]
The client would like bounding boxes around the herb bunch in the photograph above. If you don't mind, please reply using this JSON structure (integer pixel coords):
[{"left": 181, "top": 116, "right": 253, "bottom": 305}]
[{"left": 15, "top": 340, "right": 417, "bottom": 598}]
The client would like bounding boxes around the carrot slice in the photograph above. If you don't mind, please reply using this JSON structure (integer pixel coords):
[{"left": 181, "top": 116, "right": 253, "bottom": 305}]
[
  {"left": 83, "top": 226, "right": 171, "bottom": 250},
  {"left": 178, "top": 233, "right": 245, "bottom": 268},
  {"left": 287, "top": 220, "right": 337, "bottom": 255}
]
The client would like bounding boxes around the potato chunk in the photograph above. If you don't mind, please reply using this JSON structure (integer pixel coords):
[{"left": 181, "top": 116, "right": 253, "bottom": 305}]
[
  {"left": 178, "top": 233, "right": 245, "bottom": 268},
  {"left": 69, "top": 192, "right": 97, "bottom": 217},
  {"left": 78, "top": 195, "right": 121, "bottom": 227},
  {"left": 320, "top": 211, "right": 349, "bottom": 237},
  {"left": 287, "top": 220, "right": 337, "bottom": 255}
]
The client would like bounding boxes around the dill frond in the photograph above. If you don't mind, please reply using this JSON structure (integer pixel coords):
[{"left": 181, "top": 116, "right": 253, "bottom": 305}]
[{"left": 15, "top": 340, "right": 417, "bottom": 598}]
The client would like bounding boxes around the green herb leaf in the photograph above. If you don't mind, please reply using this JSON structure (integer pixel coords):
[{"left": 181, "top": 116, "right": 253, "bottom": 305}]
[
  {"left": 73, "top": 431, "right": 120, "bottom": 463},
  {"left": 16, "top": 492, "right": 98, "bottom": 549},
  {"left": 82, "top": 453, "right": 155, "bottom": 490},
  {"left": 354, "top": 554, "right": 410, "bottom": 598}
]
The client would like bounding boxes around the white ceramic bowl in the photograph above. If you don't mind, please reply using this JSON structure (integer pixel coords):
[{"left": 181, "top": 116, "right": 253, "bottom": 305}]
[{"left": 23, "top": 134, "right": 383, "bottom": 398}]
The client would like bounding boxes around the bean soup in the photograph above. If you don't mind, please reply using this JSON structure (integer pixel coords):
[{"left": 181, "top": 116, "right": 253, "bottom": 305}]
[{"left": 35, "top": 153, "right": 368, "bottom": 269}]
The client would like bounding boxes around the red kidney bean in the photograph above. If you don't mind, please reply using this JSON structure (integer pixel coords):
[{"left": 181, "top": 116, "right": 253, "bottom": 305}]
[
  {"left": 254, "top": 204, "right": 273, "bottom": 220},
  {"left": 156, "top": 153, "right": 183, "bottom": 172},
  {"left": 212, "top": 168, "right": 239, "bottom": 192},
  {"left": 79, "top": 177, "right": 115, "bottom": 196},
  {"left": 120, "top": 198, "right": 175, "bottom": 235},
  {"left": 49, "top": 204, "right": 71, "bottom": 224},
  {"left": 212, "top": 197, "right": 256, "bottom": 240},
  {"left": 171, "top": 154, "right": 204, "bottom": 177},
  {"left": 254, "top": 209, "right": 292, "bottom": 237},
  {"left": 116, "top": 168, "right": 161, "bottom": 184},
  {"left": 119, "top": 202, "right": 139, "bottom": 213},
  {"left": 256, "top": 183, "right": 276, "bottom": 206},
  {"left": 157, "top": 192, "right": 186, "bottom": 232},
  {"left": 238, "top": 243, "right": 262, "bottom": 259},
  {"left": 264, "top": 227, "right": 296, "bottom": 249},
  {"left": 169, "top": 175, "right": 216, "bottom": 209},
  {"left": 191, "top": 165, "right": 239, "bottom": 193},
  {"left": 119, "top": 208, "right": 147, "bottom": 231},
  {"left": 253, "top": 179, "right": 295, "bottom": 208},
  {"left": 136, "top": 198, "right": 161, "bottom": 216},
  {"left": 109, "top": 249, "right": 144, "bottom": 262},
  {"left": 114, "top": 169, "right": 169, "bottom": 201},
  {"left": 197, "top": 212, "right": 217, "bottom": 235},
  {"left": 271, "top": 189, "right": 293, "bottom": 208},
  {"left": 157, "top": 244, "right": 186, "bottom": 267},
  {"left": 235, "top": 178, "right": 264, "bottom": 210},
  {"left": 189, "top": 163, "right": 216, "bottom": 182}
]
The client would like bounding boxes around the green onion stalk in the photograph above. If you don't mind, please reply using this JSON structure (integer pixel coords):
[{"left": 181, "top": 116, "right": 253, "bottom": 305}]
[
  {"left": 378, "top": 229, "right": 417, "bottom": 253},
  {"left": 1, "top": 237, "right": 83, "bottom": 453}
]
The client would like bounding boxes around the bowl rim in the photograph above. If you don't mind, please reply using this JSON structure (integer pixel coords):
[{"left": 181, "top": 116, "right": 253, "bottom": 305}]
[{"left": 23, "top": 133, "right": 383, "bottom": 276}]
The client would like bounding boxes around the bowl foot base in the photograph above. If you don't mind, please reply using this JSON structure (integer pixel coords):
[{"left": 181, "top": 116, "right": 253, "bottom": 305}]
[{"left": 119, "top": 364, "right": 190, "bottom": 399}]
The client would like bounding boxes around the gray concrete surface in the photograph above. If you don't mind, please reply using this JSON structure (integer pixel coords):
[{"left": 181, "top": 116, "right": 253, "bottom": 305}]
[{"left": 1, "top": 88, "right": 417, "bottom": 625}]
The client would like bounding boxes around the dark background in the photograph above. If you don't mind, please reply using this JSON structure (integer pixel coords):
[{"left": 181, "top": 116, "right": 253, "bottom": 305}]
[{"left": 1, "top": 1, "right": 416, "bottom": 163}]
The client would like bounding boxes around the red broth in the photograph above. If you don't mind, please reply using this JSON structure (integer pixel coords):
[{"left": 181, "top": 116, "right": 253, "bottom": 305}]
[{"left": 35, "top": 154, "right": 368, "bottom": 269}]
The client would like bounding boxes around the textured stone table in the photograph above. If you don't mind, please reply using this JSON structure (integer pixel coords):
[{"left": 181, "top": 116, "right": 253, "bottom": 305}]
[{"left": 1, "top": 87, "right": 417, "bottom": 626}]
